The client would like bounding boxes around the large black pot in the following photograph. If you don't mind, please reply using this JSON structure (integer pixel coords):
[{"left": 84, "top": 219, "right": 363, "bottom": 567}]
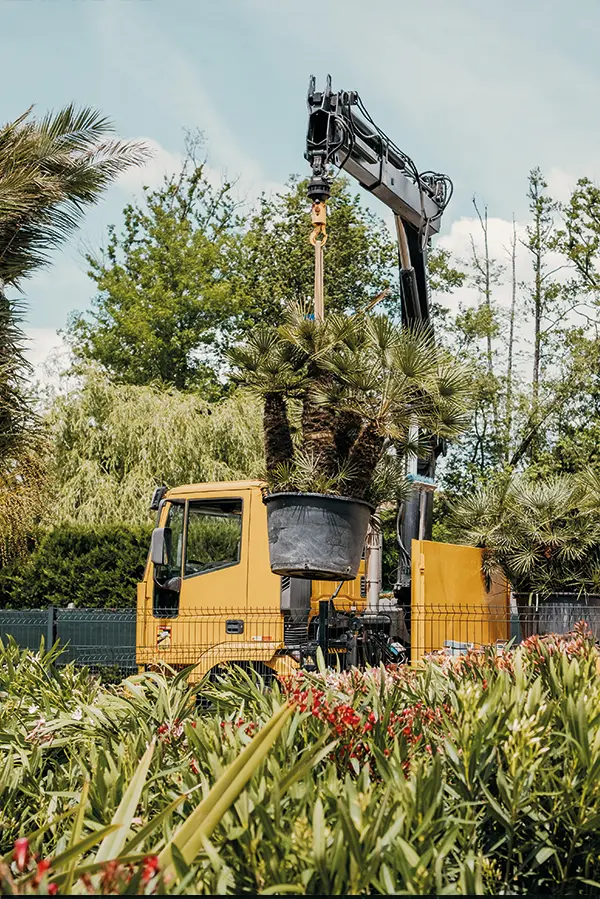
[
  {"left": 263, "top": 492, "right": 374, "bottom": 581},
  {"left": 514, "top": 592, "right": 600, "bottom": 641}
]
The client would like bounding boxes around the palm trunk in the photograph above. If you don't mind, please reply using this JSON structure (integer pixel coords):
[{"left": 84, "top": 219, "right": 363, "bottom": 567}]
[
  {"left": 263, "top": 393, "right": 293, "bottom": 473},
  {"left": 344, "top": 423, "right": 384, "bottom": 500},
  {"left": 334, "top": 410, "right": 363, "bottom": 462},
  {"left": 301, "top": 374, "right": 338, "bottom": 477}
]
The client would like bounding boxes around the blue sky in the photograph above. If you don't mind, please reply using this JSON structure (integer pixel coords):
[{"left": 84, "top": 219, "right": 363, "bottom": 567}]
[{"left": 4, "top": 0, "right": 600, "bottom": 370}]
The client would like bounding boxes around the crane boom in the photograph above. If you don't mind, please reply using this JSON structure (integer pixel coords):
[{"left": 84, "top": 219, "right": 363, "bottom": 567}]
[
  {"left": 305, "top": 74, "right": 453, "bottom": 326},
  {"left": 305, "top": 75, "right": 454, "bottom": 599}
]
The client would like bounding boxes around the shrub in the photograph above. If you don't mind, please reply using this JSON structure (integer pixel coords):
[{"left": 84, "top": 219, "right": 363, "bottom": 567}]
[
  {"left": 3, "top": 629, "right": 600, "bottom": 893},
  {"left": 0, "top": 523, "right": 152, "bottom": 609},
  {"left": 447, "top": 471, "right": 600, "bottom": 595}
]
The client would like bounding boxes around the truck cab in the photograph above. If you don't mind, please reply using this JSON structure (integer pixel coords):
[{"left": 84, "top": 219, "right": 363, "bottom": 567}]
[{"left": 136, "top": 480, "right": 367, "bottom": 680}]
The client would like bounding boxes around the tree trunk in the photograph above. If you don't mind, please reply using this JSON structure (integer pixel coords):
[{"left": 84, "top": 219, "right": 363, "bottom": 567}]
[
  {"left": 473, "top": 199, "right": 494, "bottom": 375},
  {"left": 301, "top": 374, "right": 338, "bottom": 477},
  {"left": 263, "top": 393, "right": 294, "bottom": 473},
  {"left": 504, "top": 216, "right": 517, "bottom": 461},
  {"left": 343, "top": 422, "right": 385, "bottom": 500},
  {"left": 334, "top": 410, "right": 363, "bottom": 462},
  {"left": 532, "top": 242, "right": 542, "bottom": 409}
]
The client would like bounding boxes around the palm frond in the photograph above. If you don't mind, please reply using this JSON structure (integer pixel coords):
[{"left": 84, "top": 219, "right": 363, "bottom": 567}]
[{"left": 0, "top": 105, "right": 149, "bottom": 287}]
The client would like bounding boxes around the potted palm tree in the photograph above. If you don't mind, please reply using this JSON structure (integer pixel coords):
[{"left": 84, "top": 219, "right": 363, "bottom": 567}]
[
  {"left": 228, "top": 305, "right": 471, "bottom": 580},
  {"left": 447, "top": 472, "right": 600, "bottom": 637}
]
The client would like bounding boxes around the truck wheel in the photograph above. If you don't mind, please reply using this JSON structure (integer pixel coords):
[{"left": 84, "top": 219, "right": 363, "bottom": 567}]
[{"left": 208, "top": 660, "right": 276, "bottom": 687}]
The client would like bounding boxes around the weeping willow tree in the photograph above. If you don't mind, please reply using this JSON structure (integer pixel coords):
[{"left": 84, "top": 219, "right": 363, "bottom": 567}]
[{"left": 45, "top": 369, "right": 263, "bottom": 526}]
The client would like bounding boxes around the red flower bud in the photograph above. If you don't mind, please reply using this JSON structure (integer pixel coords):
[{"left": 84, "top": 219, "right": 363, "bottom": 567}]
[
  {"left": 14, "top": 838, "right": 29, "bottom": 872},
  {"left": 142, "top": 855, "right": 160, "bottom": 884}
]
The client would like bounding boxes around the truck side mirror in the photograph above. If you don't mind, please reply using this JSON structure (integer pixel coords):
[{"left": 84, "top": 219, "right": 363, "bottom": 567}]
[{"left": 151, "top": 527, "right": 171, "bottom": 566}]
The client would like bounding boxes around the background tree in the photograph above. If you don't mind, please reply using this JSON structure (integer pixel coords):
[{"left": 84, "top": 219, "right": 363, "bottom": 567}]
[
  {"left": 239, "top": 175, "right": 399, "bottom": 323},
  {"left": 45, "top": 368, "right": 263, "bottom": 526},
  {"left": 0, "top": 104, "right": 146, "bottom": 560},
  {"left": 68, "top": 152, "right": 464, "bottom": 397},
  {"left": 68, "top": 133, "right": 246, "bottom": 397},
  {"left": 434, "top": 167, "right": 600, "bottom": 548}
]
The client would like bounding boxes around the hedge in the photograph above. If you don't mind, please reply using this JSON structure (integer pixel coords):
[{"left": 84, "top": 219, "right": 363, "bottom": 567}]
[{"left": 0, "top": 523, "right": 152, "bottom": 609}]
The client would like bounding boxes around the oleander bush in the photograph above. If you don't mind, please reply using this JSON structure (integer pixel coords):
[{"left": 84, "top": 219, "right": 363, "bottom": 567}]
[{"left": 2, "top": 627, "right": 600, "bottom": 894}]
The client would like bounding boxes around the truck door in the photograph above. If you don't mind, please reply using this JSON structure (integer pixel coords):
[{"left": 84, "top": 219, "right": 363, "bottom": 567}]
[{"left": 151, "top": 494, "right": 249, "bottom": 667}]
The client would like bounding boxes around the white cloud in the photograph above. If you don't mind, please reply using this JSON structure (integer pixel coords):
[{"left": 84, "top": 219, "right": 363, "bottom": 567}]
[
  {"left": 92, "top": 4, "right": 285, "bottom": 205},
  {"left": 24, "top": 327, "right": 72, "bottom": 390},
  {"left": 545, "top": 167, "right": 578, "bottom": 204},
  {"left": 24, "top": 327, "right": 63, "bottom": 368}
]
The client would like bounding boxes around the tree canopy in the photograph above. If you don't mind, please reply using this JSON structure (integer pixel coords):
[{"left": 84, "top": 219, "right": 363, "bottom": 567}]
[
  {"left": 0, "top": 103, "right": 146, "bottom": 561},
  {"left": 45, "top": 368, "right": 263, "bottom": 526},
  {"left": 66, "top": 148, "right": 409, "bottom": 393}
]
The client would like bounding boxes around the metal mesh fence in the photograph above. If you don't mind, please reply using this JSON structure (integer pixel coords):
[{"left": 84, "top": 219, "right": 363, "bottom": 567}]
[
  {"left": 1, "top": 598, "right": 599, "bottom": 675},
  {"left": 0, "top": 608, "right": 137, "bottom": 670}
]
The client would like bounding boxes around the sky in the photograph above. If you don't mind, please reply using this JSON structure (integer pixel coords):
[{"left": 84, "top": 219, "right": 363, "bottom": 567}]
[{"left": 4, "top": 0, "right": 600, "bottom": 378}]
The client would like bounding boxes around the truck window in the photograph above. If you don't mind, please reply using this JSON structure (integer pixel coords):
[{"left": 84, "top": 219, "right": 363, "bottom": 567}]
[
  {"left": 185, "top": 499, "right": 242, "bottom": 577},
  {"left": 153, "top": 501, "right": 184, "bottom": 618}
]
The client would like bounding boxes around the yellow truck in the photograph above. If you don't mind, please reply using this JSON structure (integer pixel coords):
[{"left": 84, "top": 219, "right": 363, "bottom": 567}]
[
  {"left": 136, "top": 479, "right": 509, "bottom": 681},
  {"left": 136, "top": 479, "right": 376, "bottom": 681}
]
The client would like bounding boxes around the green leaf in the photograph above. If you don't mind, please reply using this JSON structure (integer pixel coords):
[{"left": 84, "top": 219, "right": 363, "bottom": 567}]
[
  {"left": 171, "top": 842, "right": 191, "bottom": 880},
  {"left": 396, "top": 836, "right": 421, "bottom": 870},
  {"left": 60, "top": 779, "right": 90, "bottom": 894},
  {"left": 260, "top": 886, "right": 305, "bottom": 895},
  {"left": 95, "top": 737, "right": 156, "bottom": 863},
  {"left": 49, "top": 824, "right": 121, "bottom": 872},
  {"left": 158, "top": 703, "right": 293, "bottom": 877},
  {"left": 123, "top": 787, "right": 201, "bottom": 855},
  {"left": 535, "top": 846, "right": 556, "bottom": 866},
  {"left": 312, "top": 797, "right": 325, "bottom": 863}
]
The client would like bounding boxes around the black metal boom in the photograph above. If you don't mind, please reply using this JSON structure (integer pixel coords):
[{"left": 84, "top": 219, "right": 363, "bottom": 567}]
[
  {"left": 305, "top": 75, "right": 454, "bottom": 599},
  {"left": 305, "top": 74, "right": 453, "bottom": 326}
]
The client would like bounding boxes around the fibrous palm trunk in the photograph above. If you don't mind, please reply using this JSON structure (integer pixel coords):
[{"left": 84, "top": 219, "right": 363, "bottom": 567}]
[
  {"left": 301, "top": 373, "right": 338, "bottom": 477},
  {"left": 343, "top": 422, "right": 384, "bottom": 500},
  {"left": 263, "top": 392, "right": 294, "bottom": 473},
  {"left": 334, "top": 410, "right": 363, "bottom": 463}
]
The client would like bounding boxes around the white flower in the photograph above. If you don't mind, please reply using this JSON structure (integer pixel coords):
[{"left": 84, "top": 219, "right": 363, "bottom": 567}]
[
  {"left": 71, "top": 708, "right": 83, "bottom": 721},
  {"left": 28, "top": 705, "right": 38, "bottom": 714}
]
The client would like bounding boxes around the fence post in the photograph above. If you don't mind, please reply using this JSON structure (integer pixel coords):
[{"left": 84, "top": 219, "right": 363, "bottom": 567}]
[
  {"left": 318, "top": 600, "right": 329, "bottom": 664},
  {"left": 46, "top": 606, "right": 56, "bottom": 649}
]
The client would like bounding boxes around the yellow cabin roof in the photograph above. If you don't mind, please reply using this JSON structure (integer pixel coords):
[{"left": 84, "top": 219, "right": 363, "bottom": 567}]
[{"left": 166, "top": 479, "right": 264, "bottom": 498}]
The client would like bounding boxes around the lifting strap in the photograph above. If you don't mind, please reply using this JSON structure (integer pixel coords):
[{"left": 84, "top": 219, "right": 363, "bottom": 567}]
[{"left": 309, "top": 200, "right": 327, "bottom": 321}]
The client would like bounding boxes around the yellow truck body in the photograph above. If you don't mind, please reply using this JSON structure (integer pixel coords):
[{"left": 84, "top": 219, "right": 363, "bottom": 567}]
[
  {"left": 137, "top": 480, "right": 509, "bottom": 680},
  {"left": 136, "top": 480, "right": 366, "bottom": 680}
]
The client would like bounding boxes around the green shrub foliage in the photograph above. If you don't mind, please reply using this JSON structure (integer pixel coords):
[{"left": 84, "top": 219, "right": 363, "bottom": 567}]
[
  {"left": 3, "top": 628, "right": 600, "bottom": 893},
  {"left": 0, "top": 523, "right": 151, "bottom": 609}
]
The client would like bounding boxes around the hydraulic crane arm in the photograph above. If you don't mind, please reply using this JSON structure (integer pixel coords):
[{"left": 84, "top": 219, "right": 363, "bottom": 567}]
[
  {"left": 305, "top": 74, "right": 453, "bottom": 325},
  {"left": 305, "top": 75, "right": 454, "bottom": 599}
]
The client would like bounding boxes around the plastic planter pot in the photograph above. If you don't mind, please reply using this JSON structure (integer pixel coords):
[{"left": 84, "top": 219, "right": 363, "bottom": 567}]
[{"left": 263, "top": 492, "right": 374, "bottom": 581}]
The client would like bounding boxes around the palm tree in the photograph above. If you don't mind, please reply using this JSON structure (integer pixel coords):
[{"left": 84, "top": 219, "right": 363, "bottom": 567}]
[
  {"left": 447, "top": 473, "right": 600, "bottom": 595},
  {"left": 0, "top": 105, "right": 147, "bottom": 286},
  {"left": 227, "top": 327, "right": 303, "bottom": 471},
  {"left": 228, "top": 304, "right": 472, "bottom": 504},
  {"left": 0, "top": 104, "right": 147, "bottom": 559},
  {"left": 323, "top": 317, "right": 471, "bottom": 499}
]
